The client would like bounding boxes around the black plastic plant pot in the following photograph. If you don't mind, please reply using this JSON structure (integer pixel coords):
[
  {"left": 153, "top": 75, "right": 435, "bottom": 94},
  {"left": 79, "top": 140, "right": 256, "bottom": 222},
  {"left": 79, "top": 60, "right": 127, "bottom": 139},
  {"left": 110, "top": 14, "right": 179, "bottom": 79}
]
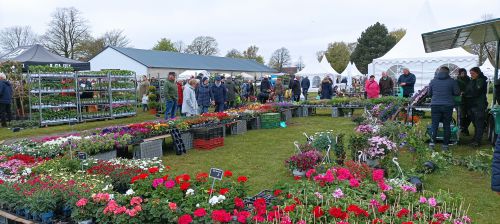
[
  {"left": 408, "top": 176, "right": 423, "bottom": 192},
  {"left": 423, "top": 161, "right": 436, "bottom": 173}
]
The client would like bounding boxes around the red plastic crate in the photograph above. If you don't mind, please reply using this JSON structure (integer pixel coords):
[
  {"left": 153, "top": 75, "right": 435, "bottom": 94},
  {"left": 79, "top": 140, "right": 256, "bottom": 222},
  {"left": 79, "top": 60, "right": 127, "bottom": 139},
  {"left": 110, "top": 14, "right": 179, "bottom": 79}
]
[{"left": 194, "top": 137, "right": 224, "bottom": 150}]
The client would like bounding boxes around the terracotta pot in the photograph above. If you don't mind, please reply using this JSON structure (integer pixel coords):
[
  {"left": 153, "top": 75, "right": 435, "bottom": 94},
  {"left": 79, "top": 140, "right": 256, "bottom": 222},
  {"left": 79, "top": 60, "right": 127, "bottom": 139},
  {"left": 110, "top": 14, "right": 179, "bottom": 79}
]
[{"left": 149, "top": 109, "right": 157, "bottom": 115}]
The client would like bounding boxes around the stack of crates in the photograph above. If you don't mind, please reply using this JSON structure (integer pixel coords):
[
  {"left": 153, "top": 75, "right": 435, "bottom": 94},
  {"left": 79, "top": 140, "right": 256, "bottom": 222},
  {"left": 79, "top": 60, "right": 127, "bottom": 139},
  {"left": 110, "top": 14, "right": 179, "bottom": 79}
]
[
  {"left": 231, "top": 120, "right": 247, "bottom": 135},
  {"left": 260, "top": 113, "right": 281, "bottom": 129},
  {"left": 133, "top": 139, "right": 163, "bottom": 159},
  {"left": 193, "top": 126, "right": 224, "bottom": 150}
]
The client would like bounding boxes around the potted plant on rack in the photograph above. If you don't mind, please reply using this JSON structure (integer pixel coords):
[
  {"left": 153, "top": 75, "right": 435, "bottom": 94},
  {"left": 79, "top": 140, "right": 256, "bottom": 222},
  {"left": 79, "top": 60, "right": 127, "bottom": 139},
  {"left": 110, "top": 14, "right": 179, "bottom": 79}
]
[
  {"left": 147, "top": 86, "right": 158, "bottom": 114},
  {"left": 30, "top": 190, "right": 58, "bottom": 223},
  {"left": 285, "top": 149, "right": 322, "bottom": 177},
  {"left": 72, "top": 197, "right": 97, "bottom": 224}
]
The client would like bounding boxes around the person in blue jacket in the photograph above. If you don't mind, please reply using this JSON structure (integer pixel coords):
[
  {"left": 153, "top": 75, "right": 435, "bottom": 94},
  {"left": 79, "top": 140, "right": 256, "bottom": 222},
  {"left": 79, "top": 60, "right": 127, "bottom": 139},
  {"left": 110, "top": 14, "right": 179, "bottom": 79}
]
[
  {"left": 0, "top": 73, "right": 13, "bottom": 127},
  {"left": 197, "top": 77, "right": 212, "bottom": 114},
  {"left": 397, "top": 68, "right": 416, "bottom": 98},
  {"left": 493, "top": 135, "right": 500, "bottom": 195},
  {"left": 211, "top": 76, "right": 227, "bottom": 112}
]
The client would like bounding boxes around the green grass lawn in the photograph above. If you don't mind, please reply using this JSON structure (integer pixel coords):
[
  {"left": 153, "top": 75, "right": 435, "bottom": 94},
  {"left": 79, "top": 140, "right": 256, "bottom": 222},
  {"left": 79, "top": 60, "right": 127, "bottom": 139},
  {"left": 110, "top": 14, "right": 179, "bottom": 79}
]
[
  {"left": 162, "top": 109, "right": 498, "bottom": 223},
  {"left": 0, "top": 108, "right": 497, "bottom": 223}
]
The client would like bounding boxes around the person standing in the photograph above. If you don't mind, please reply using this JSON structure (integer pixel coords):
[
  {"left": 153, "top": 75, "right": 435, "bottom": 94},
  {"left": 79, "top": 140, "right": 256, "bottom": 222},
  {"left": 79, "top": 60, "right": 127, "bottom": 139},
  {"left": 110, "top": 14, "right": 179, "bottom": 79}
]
[
  {"left": 365, "top": 75, "right": 380, "bottom": 99},
  {"left": 378, "top": 72, "right": 394, "bottom": 96},
  {"left": 177, "top": 80, "right": 184, "bottom": 116},
  {"left": 164, "top": 72, "right": 178, "bottom": 119},
  {"left": 240, "top": 81, "right": 249, "bottom": 102},
  {"left": 493, "top": 135, "right": 500, "bottom": 195},
  {"left": 398, "top": 68, "right": 416, "bottom": 98},
  {"left": 141, "top": 94, "right": 149, "bottom": 112},
  {"left": 428, "top": 67, "right": 460, "bottom": 151},
  {"left": 289, "top": 75, "right": 301, "bottom": 102},
  {"left": 211, "top": 76, "right": 227, "bottom": 112},
  {"left": 464, "top": 67, "right": 488, "bottom": 147},
  {"left": 456, "top": 68, "right": 471, "bottom": 135},
  {"left": 319, "top": 77, "right": 333, "bottom": 99},
  {"left": 259, "top": 76, "right": 272, "bottom": 104},
  {"left": 138, "top": 75, "right": 150, "bottom": 99},
  {"left": 0, "top": 73, "right": 12, "bottom": 127},
  {"left": 301, "top": 76, "right": 310, "bottom": 100},
  {"left": 225, "top": 77, "right": 237, "bottom": 108},
  {"left": 182, "top": 79, "right": 199, "bottom": 117},
  {"left": 274, "top": 78, "right": 285, "bottom": 102},
  {"left": 197, "top": 77, "right": 212, "bottom": 114}
]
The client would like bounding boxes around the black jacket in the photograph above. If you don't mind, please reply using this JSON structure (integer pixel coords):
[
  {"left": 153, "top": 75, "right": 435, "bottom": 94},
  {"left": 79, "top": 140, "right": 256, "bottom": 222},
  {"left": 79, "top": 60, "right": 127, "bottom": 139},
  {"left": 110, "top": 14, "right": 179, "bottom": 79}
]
[
  {"left": 301, "top": 77, "right": 310, "bottom": 90},
  {"left": 320, "top": 80, "right": 333, "bottom": 99},
  {"left": 464, "top": 74, "right": 487, "bottom": 109},
  {"left": 0, "top": 80, "right": 13, "bottom": 104},
  {"left": 289, "top": 79, "right": 301, "bottom": 95},
  {"left": 398, "top": 73, "right": 416, "bottom": 97},
  {"left": 260, "top": 78, "right": 271, "bottom": 93},
  {"left": 428, "top": 72, "right": 460, "bottom": 106}
]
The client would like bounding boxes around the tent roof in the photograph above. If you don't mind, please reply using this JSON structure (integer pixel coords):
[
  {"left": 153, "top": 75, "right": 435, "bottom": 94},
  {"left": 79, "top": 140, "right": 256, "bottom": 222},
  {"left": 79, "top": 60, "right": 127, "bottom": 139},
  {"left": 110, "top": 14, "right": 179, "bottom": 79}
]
[
  {"left": 320, "top": 56, "right": 340, "bottom": 75},
  {"left": 481, "top": 59, "right": 496, "bottom": 79},
  {"left": 103, "top": 46, "right": 276, "bottom": 73},
  {"left": 341, "top": 62, "right": 364, "bottom": 77},
  {"left": 421, "top": 18, "right": 500, "bottom": 53},
  {"left": 296, "top": 58, "right": 335, "bottom": 76},
  {"left": 373, "top": 1, "right": 477, "bottom": 64},
  {"left": 0, "top": 44, "right": 90, "bottom": 71}
]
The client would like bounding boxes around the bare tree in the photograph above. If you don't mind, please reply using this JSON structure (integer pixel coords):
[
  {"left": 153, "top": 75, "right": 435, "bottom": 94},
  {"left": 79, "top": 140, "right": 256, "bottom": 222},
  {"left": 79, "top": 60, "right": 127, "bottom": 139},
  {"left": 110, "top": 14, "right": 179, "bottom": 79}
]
[
  {"left": 0, "top": 26, "right": 38, "bottom": 52},
  {"left": 75, "top": 37, "right": 105, "bottom": 61},
  {"left": 102, "top": 29, "right": 130, "bottom": 47},
  {"left": 42, "top": 7, "right": 90, "bottom": 59},
  {"left": 185, "top": 36, "right": 219, "bottom": 55},
  {"left": 173, "top": 40, "right": 186, "bottom": 53},
  {"left": 268, "top": 47, "right": 291, "bottom": 72},
  {"left": 295, "top": 56, "right": 305, "bottom": 71},
  {"left": 316, "top": 50, "right": 325, "bottom": 61}
]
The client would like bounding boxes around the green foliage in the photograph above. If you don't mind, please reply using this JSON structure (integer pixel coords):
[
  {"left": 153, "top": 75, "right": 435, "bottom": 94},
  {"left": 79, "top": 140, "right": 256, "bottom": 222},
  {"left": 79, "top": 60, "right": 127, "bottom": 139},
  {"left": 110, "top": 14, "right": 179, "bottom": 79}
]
[
  {"left": 225, "top": 49, "right": 243, "bottom": 58},
  {"left": 152, "top": 38, "right": 178, "bottom": 52},
  {"left": 348, "top": 134, "right": 369, "bottom": 160},
  {"left": 446, "top": 149, "right": 493, "bottom": 173},
  {"left": 28, "top": 65, "right": 74, "bottom": 73},
  {"left": 350, "top": 22, "right": 397, "bottom": 74},
  {"left": 389, "top": 28, "right": 406, "bottom": 42},
  {"left": 0, "top": 61, "right": 23, "bottom": 80},
  {"left": 325, "top": 42, "right": 350, "bottom": 73}
]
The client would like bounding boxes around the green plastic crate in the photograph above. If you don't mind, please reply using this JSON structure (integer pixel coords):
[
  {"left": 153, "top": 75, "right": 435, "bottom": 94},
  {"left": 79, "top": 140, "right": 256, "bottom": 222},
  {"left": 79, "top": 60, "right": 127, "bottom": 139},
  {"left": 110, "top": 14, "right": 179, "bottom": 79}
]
[
  {"left": 492, "top": 106, "right": 500, "bottom": 134},
  {"left": 426, "top": 124, "right": 459, "bottom": 143}
]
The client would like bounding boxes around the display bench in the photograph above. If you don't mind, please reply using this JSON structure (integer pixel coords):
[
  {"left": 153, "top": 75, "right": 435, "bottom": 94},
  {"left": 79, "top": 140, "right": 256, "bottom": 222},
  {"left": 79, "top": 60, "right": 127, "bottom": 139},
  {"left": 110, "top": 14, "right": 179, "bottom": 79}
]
[{"left": 29, "top": 71, "right": 137, "bottom": 126}]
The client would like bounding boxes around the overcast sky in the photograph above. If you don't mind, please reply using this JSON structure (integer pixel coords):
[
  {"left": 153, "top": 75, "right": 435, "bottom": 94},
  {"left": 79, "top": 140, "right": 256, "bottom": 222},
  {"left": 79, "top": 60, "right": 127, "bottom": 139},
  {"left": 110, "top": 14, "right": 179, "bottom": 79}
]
[{"left": 0, "top": 0, "right": 498, "bottom": 64}]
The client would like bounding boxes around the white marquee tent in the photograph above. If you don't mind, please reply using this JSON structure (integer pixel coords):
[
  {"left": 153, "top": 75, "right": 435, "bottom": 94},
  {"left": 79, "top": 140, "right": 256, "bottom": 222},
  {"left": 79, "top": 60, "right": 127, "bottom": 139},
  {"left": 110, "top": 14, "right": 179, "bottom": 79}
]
[
  {"left": 341, "top": 62, "right": 365, "bottom": 88},
  {"left": 368, "top": 1, "right": 478, "bottom": 92},
  {"left": 320, "top": 56, "right": 340, "bottom": 76},
  {"left": 480, "top": 59, "right": 495, "bottom": 80},
  {"left": 178, "top": 70, "right": 210, "bottom": 80},
  {"left": 296, "top": 57, "right": 336, "bottom": 92}
]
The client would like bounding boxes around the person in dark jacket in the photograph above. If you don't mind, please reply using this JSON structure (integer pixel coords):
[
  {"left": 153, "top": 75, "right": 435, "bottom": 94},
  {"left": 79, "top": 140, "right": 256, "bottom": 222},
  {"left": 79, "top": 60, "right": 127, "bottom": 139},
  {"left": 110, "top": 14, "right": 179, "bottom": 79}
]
[
  {"left": 493, "top": 135, "right": 500, "bottom": 194},
  {"left": 211, "top": 76, "right": 227, "bottom": 112},
  {"left": 289, "top": 75, "right": 301, "bottom": 102},
  {"left": 397, "top": 68, "right": 416, "bottom": 98},
  {"left": 225, "top": 77, "right": 238, "bottom": 108},
  {"left": 428, "top": 67, "right": 460, "bottom": 151},
  {"left": 319, "top": 77, "right": 333, "bottom": 99},
  {"left": 464, "top": 67, "right": 488, "bottom": 147},
  {"left": 259, "top": 76, "right": 271, "bottom": 103},
  {"left": 0, "top": 73, "right": 13, "bottom": 127},
  {"left": 197, "top": 77, "right": 212, "bottom": 114},
  {"left": 456, "top": 68, "right": 471, "bottom": 135},
  {"left": 378, "top": 72, "right": 394, "bottom": 96},
  {"left": 301, "top": 76, "right": 310, "bottom": 100}
]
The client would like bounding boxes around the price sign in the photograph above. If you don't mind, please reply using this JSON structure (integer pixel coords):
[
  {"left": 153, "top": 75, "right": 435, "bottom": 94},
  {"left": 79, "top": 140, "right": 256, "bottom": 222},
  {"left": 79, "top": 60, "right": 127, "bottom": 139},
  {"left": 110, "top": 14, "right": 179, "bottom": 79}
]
[
  {"left": 77, "top": 152, "right": 87, "bottom": 160},
  {"left": 209, "top": 168, "right": 223, "bottom": 180}
]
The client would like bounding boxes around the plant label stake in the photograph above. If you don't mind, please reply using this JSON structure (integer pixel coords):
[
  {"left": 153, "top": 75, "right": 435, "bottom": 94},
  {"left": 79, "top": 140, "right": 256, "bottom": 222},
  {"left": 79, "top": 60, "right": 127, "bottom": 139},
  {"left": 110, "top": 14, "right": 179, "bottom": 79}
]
[
  {"left": 77, "top": 152, "right": 87, "bottom": 170},
  {"left": 392, "top": 157, "right": 405, "bottom": 179},
  {"left": 208, "top": 168, "right": 223, "bottom": 202},
  {"left": 293, "top": 141, "right": 301, "bottom": 153},
  {"left": 303, "top": 132, "right": 313, "bottom": 144}
]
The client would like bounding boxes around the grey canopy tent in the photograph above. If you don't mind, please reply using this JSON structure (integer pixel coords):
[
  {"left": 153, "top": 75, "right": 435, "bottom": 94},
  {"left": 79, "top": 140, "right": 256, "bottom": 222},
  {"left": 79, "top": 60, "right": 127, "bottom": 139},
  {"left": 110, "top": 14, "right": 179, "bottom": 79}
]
[{"left": 0, "top": 44, "right": 90, "bottom": 71}]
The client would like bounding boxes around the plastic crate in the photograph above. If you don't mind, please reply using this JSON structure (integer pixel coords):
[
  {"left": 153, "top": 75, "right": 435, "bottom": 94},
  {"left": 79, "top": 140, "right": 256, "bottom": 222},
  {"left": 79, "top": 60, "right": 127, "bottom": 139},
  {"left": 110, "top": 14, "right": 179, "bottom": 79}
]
[
  {"left": 281, "top": 109, "right": 292, "bottom": 122},
  {"left": 192, "top": 126, "right": 224, "bottom": 140},
  {"left": 231, "top": 120, "right": 247, "bottom": 135},
  {"left": 133, "top": 139, "right": 163, "bottom": 159},
  {"left": 247, "top": 117, "right": 261, "bottom": 130},
  {"left": 90, "top": 150, "right": 117, "bottom": 161},
  {"left": 181, "top": 132, "right": 193, "bottom": 150},
  {"left": 426, "top": 124, "right": 459, "bottom": 143},
  {"left": 492, "top": 106, "right": 500, "bottom": 134},
  {"left": 260, "top": 113, "right": 281, "bottom": 122},
  {"left": 194, "top": 137, "right": 224, "bottom": 150},
  {"left": 331, "top": 107, "right": 339, "bottom": 117},
  {"left": 293, "top": 106, "right": 308, "bottom": 117}
]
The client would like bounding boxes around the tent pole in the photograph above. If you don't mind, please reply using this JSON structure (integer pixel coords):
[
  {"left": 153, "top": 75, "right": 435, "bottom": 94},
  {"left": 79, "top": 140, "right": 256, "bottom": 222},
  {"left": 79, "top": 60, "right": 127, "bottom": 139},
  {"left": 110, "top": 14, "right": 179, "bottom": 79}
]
[{"left": 493, "top": 40, "right": 500, "bottom": 107}]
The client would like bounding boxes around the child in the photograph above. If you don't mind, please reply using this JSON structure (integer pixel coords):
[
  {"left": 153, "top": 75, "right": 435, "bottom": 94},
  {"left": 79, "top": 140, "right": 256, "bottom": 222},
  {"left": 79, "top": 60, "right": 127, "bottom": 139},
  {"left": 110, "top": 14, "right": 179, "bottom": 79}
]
[{"left": 142, "top": 94, "right": 148, "bottom": 112}]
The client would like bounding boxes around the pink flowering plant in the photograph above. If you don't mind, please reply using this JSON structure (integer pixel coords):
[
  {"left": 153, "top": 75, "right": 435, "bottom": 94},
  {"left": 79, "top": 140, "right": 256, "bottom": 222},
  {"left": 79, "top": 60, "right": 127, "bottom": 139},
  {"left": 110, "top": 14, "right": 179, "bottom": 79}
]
[
  {"left": 285, "top": 150, "right": 322, "bottom": 171},
  {"left": 364, "top": 136, "right": 397, "bottom": 159}
]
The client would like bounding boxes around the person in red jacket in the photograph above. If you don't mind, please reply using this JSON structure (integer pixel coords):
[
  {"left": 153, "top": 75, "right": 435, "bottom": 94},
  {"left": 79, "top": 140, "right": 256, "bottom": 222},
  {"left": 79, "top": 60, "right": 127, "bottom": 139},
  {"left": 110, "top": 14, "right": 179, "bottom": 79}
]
[
  {"left": 365, "top": 75, "right": 380, "bottom": 99},
  {"left": 176, "top": 80, "right": 184, "bottom": 116}
]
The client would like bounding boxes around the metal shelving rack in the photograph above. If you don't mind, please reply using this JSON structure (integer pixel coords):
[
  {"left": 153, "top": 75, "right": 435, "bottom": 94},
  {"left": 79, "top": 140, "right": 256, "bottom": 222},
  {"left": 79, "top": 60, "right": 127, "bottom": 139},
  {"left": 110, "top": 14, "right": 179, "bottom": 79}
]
[
  {"left": 28, "top": 73, "right": 79, "bottom": 126},
  {"left": 28, "top": 71, "right": 137, "bottom": 126}
]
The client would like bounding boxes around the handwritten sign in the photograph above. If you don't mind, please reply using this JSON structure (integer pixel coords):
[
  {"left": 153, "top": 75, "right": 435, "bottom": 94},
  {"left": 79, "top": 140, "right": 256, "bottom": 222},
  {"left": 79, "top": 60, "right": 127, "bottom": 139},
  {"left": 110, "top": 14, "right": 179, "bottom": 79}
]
[{"left": 209, "top": 168, "right": 223, "bottom": 180}]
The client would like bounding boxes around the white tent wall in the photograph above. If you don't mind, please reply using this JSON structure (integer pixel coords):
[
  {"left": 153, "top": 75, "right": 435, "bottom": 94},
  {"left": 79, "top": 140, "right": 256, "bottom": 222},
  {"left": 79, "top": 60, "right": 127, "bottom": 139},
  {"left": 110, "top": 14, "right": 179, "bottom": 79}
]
[{"left": 370, "top": 58, "right": 478, "bottom": 92}]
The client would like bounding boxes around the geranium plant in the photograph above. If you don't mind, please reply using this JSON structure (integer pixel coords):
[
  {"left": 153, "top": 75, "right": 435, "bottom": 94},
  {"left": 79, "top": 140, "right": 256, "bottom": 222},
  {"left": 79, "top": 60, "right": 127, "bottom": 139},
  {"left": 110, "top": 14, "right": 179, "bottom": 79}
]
[
  {"left": 285, "top": 150, "right": 322, "bottom": 171},
  {"left": 364, "top": 136, "right": 397, "bottom": 159}
]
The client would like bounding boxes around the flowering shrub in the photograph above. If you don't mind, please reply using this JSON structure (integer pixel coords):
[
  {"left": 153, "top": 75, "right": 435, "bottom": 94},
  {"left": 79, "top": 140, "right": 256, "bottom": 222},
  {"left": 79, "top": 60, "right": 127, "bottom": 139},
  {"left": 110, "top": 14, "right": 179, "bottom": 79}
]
[
  {"left": 285, "top": 150, "right": 322, "bottom": 171},
  {"left": 364, "top": 136, "right": 398, "bottom": 159},
  {"left": 355, "top": 124, "right": 374, "bottom": 134}
]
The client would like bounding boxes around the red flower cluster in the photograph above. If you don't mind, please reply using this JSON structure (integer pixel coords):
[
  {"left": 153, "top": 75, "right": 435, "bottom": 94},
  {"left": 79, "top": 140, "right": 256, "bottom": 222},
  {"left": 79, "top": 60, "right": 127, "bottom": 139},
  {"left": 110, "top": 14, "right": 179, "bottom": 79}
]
[
  {"left": 211, "top": 209, "right": 232, "bottom": 223},
  {"left": 253, "top": 198, "right": 267, "bottom": 217},
  {"left": 313, "top": 206, "right": 324, "bottom": 218},
  {"left": 148, "top": 166, "right": 159, "bottom": 174},
  {"left": 237, "top": 176, "right": 248, "bottom": 183},
  {"left": 175, "top": 174, "right": 191, "bottom": 184},
  {"left": 223, "top": 170, "right": 233, "bottom": 177},
  {"left": 234, "top": 197, "right": 244, "bottom": 209},
  {"left": 329, "top": 207, "right": 348, "bottom": 220},
  {"left": 347, "top": 204, "right": 369, "bottom": 217},
  {"left": 130, "top": 173, "right": 149, "bottom": 183},
  {"left": 195, "top": 172, "right": 208, "bottom": 182},
  {"left": 193, "top": 208, "right": 206, "bottom": 217},
  {"left": 178, "top": 214, "right": 192, "bottom": 224},
  {"left": 397, "top": 208, "right": 410, "bottom": 218}
]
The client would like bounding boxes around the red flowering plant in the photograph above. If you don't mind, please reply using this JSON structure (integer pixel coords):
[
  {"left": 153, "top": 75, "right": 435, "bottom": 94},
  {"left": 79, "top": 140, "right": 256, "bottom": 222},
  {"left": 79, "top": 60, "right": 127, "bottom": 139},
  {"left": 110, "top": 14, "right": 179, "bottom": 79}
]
[
  {"left": 285, "top": 150, "right": 322, "bottom": 172},
  {"left": 271, "top": 164, "right": 471, "bottom": 223}
]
